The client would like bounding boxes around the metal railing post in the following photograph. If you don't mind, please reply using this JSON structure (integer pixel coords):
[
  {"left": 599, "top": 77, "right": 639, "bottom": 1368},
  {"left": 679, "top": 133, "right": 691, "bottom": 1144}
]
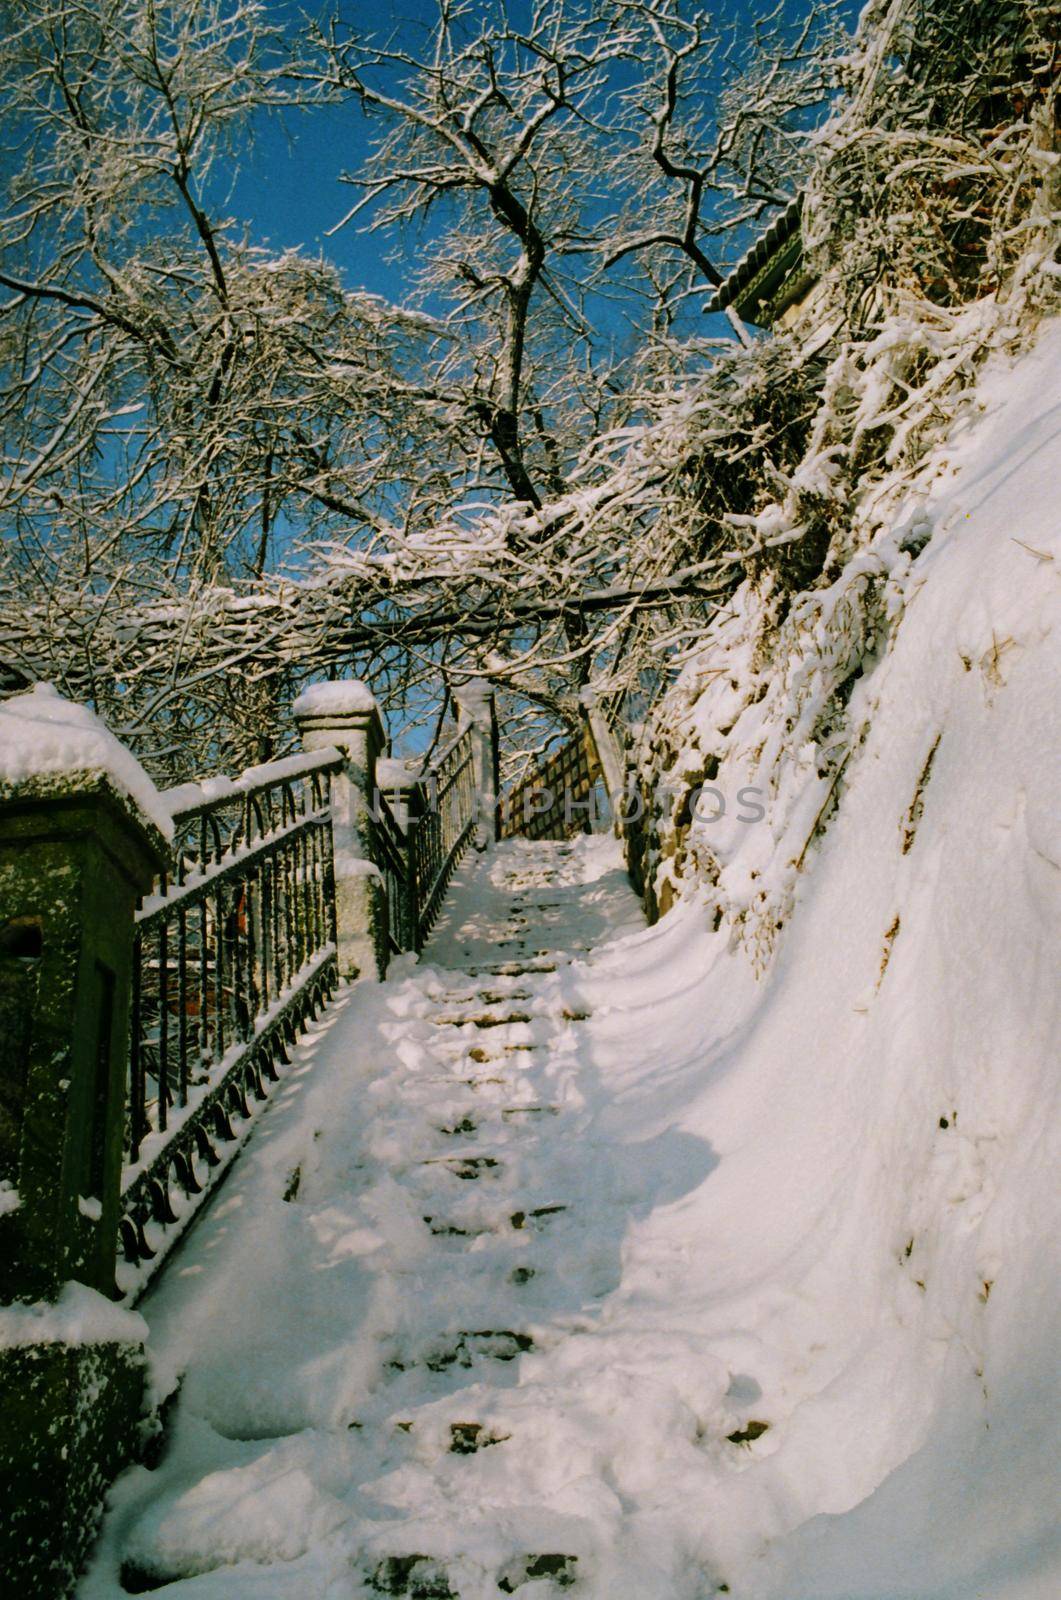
[{"left": 375, "top": 758, "right": 426, "bottom": 952}]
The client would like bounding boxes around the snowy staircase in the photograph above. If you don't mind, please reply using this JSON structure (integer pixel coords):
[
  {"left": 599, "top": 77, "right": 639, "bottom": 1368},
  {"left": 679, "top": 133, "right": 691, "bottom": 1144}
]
[
  {"left": 348, "top": 848, "right": 610, "bottom": 1598},
  {"left": 97, "top": 838, "right": 647, "bottom": 1600}
]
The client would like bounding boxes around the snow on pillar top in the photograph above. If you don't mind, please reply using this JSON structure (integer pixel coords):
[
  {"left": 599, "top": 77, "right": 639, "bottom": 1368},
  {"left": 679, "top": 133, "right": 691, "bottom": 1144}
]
[
  {"left": 375, "top": 756, "right": 423, "bottom": 792},
  {"left": 452, "top": 678, "right": 495, "bottom": 724},
  {"left": 291, "top": 679, "right": 385, "bottom": 766},
  {"left": 0, "top": 682, "right": 173, "bottom": 843},
  {"left": 291, "top": 679, "right": 381, "bottom": 719}
]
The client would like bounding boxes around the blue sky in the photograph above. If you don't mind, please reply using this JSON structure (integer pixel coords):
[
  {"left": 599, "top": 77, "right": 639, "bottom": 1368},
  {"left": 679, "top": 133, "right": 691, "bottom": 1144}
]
[
  {"left": 225, "top": 0, "right": 481, "bottom": 303},
  {"left": 219, "top": 0, "right": 861, "bottom": 322}
]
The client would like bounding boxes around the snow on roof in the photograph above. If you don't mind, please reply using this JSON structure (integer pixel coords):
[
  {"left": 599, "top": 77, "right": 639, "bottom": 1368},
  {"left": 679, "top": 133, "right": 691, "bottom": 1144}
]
[
  {"left": 0, "top": 682, "right": 173, "bottom": 840},
  {"left": 704, "top": 195, "right": 804, "bottom": 316},
  {"left": 292, "top": 679, "right": 380, "bottom": 718}
]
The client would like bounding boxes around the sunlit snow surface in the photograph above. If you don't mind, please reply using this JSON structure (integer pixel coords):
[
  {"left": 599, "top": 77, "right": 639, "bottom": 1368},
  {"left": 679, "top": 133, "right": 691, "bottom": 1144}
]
[
  {"left": 81, "top": 328, "right": 1060, "bottom": 1599},
  {"left": 0, "top": 682, "right": 173, "bottom": 839}
]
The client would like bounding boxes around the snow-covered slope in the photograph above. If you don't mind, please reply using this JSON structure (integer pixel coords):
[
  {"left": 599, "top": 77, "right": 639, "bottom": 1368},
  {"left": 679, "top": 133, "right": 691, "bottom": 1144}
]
[
  {"left": 81, "top": 325, "right": 1059, "bottom": 1599},
  {"left": 575, "top": 319, "right": 1061, "bottom": 1596}
]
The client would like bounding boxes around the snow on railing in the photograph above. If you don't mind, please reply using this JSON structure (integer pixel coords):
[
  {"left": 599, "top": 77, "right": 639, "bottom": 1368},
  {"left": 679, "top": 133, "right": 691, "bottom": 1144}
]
[
  {"left": 119, "top": 750, "right": 343, "bottom": 1291},
  {"left": 411, "top": 723, "right": 477, "bottom": 944},
  {"left": 118, "top": 691, "right": 492, "bottom": 1294}
]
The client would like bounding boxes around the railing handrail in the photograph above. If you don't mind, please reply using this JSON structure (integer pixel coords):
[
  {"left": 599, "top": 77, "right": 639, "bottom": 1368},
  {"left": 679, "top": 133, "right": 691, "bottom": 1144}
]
[
  {"left": 120, "top": 748, "right": 341, "bottom": 1296},
  {"left": 413, "top": 722, "right": 477, "bottom": 943},
  {"left": 137, "top": 783, "right": 338, "bottom": 926},
  {"left": 119, "top": 693, "right": 492, "bottom": 1296},
  {"left": 1, "top": 677, "right": 496, "bottom": 1328},
  {"left": 427, "top": 718, "right": 473, "bottom": 776},
  {"left": 500, "top": 723, "right": 601, "bottom": 841},
  {"left": 373, "top": 722, "right": 480, "bottom": 953},
  {"left": 163, "top": 746, "right": 345, "bottom": 823},
  {"left": 374, "top": 786, "right": 414, "bottom": 955},
  {"left": 499, "top": 685, "right": 640, "bottom": 842}
]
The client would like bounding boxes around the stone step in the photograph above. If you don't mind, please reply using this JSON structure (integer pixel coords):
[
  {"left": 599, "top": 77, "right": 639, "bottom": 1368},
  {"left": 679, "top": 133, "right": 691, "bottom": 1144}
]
[
  {"left": 436, "top": 1116, "right": 478, "bottom": 1136},
  {"left": 422, "top": 1154, "right": 500, "bottom": 1181},
  {"left": 431, "top": 1011, "right": 532, "bottom": 1029},
  {"left": 369, "top": 1555, "right": 454, "bottom": 1598},
  {"left": 422, "top": 1215, "right": 483, "bottom": 1238},
  {"left": 392, "top": 1329, "right": 533, "bottom": 1373},
  {"left": 415, "top": 1071, "right": 507, "bottom": 1086},
  {"left": 500, "top": 1554, "right": 578, "bottom": 1591},
  {"left": 510, "top": 1204, "right": 567, "bottom": 1229},
  {"left": 448, "top": 1420, "right": 512, "bottom": 1454},
  {"left": 369, "top": 1552, "right": 577, "bottom": 1598},
  {"left": 463, "top": 961, "right": 557, "bottom": 977}
]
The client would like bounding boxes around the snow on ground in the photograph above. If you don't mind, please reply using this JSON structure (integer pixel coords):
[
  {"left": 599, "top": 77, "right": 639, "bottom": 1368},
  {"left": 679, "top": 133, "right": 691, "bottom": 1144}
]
[{"left": 81, "top": 327, "right": 1059, "bottom": 1599}]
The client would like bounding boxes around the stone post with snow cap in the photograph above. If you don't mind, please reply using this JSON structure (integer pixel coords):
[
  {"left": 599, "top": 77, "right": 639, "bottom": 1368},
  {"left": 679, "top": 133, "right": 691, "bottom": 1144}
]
[
  {"left": 375, "top": 756, "right": 425, "bottom": 836},
  {"left": 292, "top": 680, "right": 389, "bottom": 980},
  {"left": 0, "top": 683, "right": 171, "bottom": 1302},
  {"left": 452, "top": 679, "right": 500, "bottom": 848},
  {"left": 0, "top": 683, "right": 166, "bottom": 1597}
]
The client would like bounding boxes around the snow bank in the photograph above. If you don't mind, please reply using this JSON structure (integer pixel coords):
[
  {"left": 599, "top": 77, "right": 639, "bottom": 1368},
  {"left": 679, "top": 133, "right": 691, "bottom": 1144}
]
[
  {"left": 633, "top": 297, "right": 1060, "bottom": 967},
  {"left": 292, "top": 680, "right": 379, "bottom": 718},
  {"left": 579, "top": 318, "right": 1061, "bottom": 1595},
  {"left": 0, "top": 682, "right": 173, "bottom": 840},
  {"left": 0, "top": 1281, "right": 147, "bottom": 1350}
]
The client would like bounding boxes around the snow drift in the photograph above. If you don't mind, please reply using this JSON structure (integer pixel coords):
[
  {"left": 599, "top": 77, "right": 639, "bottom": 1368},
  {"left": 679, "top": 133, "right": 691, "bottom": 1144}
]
[{"left": 577, "top": 316, "right": 1061, "bottom": 1595}]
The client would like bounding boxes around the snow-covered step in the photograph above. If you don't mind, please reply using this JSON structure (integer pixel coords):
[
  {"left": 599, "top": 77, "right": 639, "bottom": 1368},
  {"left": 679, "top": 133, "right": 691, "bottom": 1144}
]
[
  {"left": 430, "top": 1009, "right": 533, "bottom": 1028},
  {"left": 86, "top": 837, "right": 648, "bottom": 1598},
  {"left": 367, "top": 1550, "right": 578, "bottom": 1596},
  {"left": 420, "top": 1154, "right": 501, "bottom": 1181}
]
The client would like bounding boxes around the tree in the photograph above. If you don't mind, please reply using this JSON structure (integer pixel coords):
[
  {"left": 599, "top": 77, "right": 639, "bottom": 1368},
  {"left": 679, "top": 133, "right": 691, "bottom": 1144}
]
[
  {"left": 808, "top": 0, "right": 1060, "bottom": 323},
  {"left": 0, "top": 0, "right": 460, "bottom": 769},
  {"left": 6, "top": 0, "right": 1047, "bottom": 787},
  {"left": 594, "top": 0, "right": 848, "bottom": 353}
]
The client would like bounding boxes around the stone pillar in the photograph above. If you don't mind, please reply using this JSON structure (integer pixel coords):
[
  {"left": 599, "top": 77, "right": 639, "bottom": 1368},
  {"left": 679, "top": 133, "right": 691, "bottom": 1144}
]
[
  {"left": 0, "top": 684, "right": 169, "bottom": 1598},
  {"left": 453, "top": 679, "right": 500, "bottom": 848},
  {"left": 375, "top": 757, "right": 424, "bottom": 835},
  {"left": 1, "top": 1300, "right": 148, "bottom": 1600},
  {"left": 292, "top": 681, "right": 388, "bottom": 980},
  {"left": 0, "top": 772, "right": 169, "bottom": 1303},
  {"left": 579, "top": 687, "right": 627, "bottom": 832}
]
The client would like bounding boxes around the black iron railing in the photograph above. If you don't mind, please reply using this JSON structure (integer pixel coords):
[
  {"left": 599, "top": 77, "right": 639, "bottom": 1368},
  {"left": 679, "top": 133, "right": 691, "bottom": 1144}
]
[
  {"left": 411, "top": 725, "right": 477, "bottom": 944},
  {"left": 118, "top": 715, "right": 483, "bottom": 1292},
  {"left": 119, "top": 749, "right": 343, "bottom": 1288},
  {"left": 374, "top": 791, "right": 415, "bottom": 956}
]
